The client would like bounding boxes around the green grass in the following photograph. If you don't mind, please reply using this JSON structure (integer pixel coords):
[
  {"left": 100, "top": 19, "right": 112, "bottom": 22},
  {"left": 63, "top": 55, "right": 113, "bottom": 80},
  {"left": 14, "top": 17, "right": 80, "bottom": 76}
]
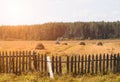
[{"left": 0, "top": 72, "right": 120, "bottom": 82}]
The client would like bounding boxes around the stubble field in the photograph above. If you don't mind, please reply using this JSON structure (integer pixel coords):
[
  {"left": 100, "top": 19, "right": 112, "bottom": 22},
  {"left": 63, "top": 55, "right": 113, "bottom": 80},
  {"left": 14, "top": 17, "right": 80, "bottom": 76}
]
[{"left": 0, "top": 39, "right": 120, "bottom": 55}]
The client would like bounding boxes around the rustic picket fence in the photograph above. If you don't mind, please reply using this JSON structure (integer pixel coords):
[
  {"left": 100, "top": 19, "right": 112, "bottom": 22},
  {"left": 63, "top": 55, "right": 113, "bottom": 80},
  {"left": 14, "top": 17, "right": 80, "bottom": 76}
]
[{"left": 0, "top": 51, "right": 120, "bottom": 75}]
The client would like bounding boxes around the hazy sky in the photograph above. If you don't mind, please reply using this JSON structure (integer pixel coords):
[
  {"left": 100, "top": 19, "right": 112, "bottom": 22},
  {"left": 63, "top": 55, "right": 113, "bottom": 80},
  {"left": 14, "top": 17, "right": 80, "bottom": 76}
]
[{"left": 0, "top": 0, "right": 120, "bottom": 25}]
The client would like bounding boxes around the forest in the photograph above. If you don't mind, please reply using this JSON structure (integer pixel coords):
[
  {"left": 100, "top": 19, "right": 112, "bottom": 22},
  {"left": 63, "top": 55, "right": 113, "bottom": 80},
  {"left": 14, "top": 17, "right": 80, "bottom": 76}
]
[{"left": 0, "top": 21, "right": 120, "bottom": 40}]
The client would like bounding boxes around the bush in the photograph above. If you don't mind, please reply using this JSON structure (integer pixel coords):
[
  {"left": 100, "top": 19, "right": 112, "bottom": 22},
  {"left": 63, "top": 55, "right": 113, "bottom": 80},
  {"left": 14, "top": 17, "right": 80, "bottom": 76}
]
[
  {"left": 35, "top": 43, "right": 45, "bottom": 50},
  {"left": 97, "top": 42, "right": 103, "bottom": 46},
  {"left": 79, "top": 42, "right": 86, "bottom": 45}
]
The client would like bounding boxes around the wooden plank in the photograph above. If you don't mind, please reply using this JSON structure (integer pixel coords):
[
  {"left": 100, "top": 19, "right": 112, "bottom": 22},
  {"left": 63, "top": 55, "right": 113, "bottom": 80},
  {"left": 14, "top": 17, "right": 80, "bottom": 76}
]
[
  {"left": 26, "top": 51, "right": 28, "bottom": 71},
  {"left": 113, "top": 54, "right": 117, "bottom": 73},
  {"left": 6, "top": 51, "right": 8, "bottom": 73},
  {"left": 99, "top": 54, "right": 102, "bottom": 73},
  {"left": 22, "top": 51, "right": 25, "bottom": 72},
  {"left": 78, "top": 55, "right": 80, "bottom": 74},
  {"left": 9, "top": 51, "right": 12, "bottom": 73},
  {"left": 41, "top": 54, "right": 43, "bottom": 72},
  {"left": 56, "top": 56, "right": 58, "bottom": 74},
  {"left": 88, "top": 55, "right": 90, "bottom": 73},
  {"left": 33, "top": 52, "right": 37, "bottom": 71},
  {"left": 74, "top": 56, "right": 77, "bottom": 74},
  {"left": 29, "top": 51, "right": 31, "bottom": 70},
  {"left": 2, "top": 51, "right": 4, "bottom": 73},
  {"left": 95, "top": 54, "right": 98, "bottom": 74},
  {"left": 19, "top": 51, "right": 21, "bottom": 73},
  {"left": 110, "top": 54, "right": 113, "bottom": 72},
  {"left": 81, "top": 55, "right": 84, "bottom": 74},
  {"left": 59, "top": 56, "right": 62, "bottom": 74},
  {"left": 85, "top": 55, "right": 87, "bottom": 74},
  {"left": 12, "top": 51, "right": 15, "bottom": 73},
  {"left": 16, "top": 51, "right": 18, "bottom": 74},
  {"left": 45, "top": 54, "right": 47, "bottom": 72},
  {"left": 103, "top": 54, "right": 105, "bottom": 74},
  {"left": 91, "top": 55, "right": 94, "bottom": 74},
  {"left": 52, "top": 56, "right": 54, "bottom": 73},
  {"left": 71, "top": 56, "right": 73, "bottom": 73},
  {"left": 106, "top": 54, "right": 109, "bottom": 73},
  {"left": 67, "top": 56, "right": 69, "bottom": 73},
  {"left": 38, "top": 53, "right": 40, "bottom": 71},
  {"left": 116, "top": 53, "right": 119, "bottom": 72}
]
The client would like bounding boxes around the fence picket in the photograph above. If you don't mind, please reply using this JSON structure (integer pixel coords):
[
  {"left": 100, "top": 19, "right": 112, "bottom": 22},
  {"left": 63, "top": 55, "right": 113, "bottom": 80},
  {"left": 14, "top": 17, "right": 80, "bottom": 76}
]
[
  {"left": 67, "top": 56, "right": 69, "bottom": 73},
  {"left": 95, "top": 55, "right": 98, "bottom": 74},
  {"left": 106, "top": 54, "right": 109, "bottom": 73},
  {"left": 74, "top": 56, "right": 77, "bottom": 74},
  {"left": 59, "top": 56, "right": 62, "bottom": 74},
  {"left": 99, "top": 54, "right": 102, "bottom": 73},
  {"left": 81, "top": 55, "right": 84, "bottom": 74},
  {"left": 92, "top": 55, "right": 94, "bottom": 74},
  {"left": 88, "top": 55, "right": 90, "bottom": 73},
  {"left": 56, "top": 56, "right": 58, "bottom": 74},
  {"left": 71, "top": 56, "right": 73, "bottom": 73},
  {"left": 52, "top": 56, "right": 54, "bottom": 73},
  {"left": 78, "top": 56, "right": 80, "bottom": 74},
  {"left": 103, "top": 54, "right": 105, "bottom": 74},
  {"left": 110, "top": 54, "right": 113, "bottom": 72}
]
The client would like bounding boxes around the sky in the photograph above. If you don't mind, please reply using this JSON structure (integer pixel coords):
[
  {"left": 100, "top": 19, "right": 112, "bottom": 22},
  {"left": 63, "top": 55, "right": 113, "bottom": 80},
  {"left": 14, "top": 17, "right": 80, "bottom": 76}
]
[{"left": 0, "top": 0, "right": 120, "bottom": 25}]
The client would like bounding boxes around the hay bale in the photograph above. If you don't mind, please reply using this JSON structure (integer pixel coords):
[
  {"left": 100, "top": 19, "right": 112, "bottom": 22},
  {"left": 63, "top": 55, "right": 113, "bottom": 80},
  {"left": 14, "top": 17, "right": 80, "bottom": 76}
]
[
  {"left": 62, "top": 43, "right": 68, "bottom": 45},
  {"left": 97, "top": 42, "right": 103, "bottom": 46},
  {"left": 35, "top": 43, "right": 45, "bottom": 50},
  {"left": 79, "top": 42, "right": 86, "bottom": 45}
]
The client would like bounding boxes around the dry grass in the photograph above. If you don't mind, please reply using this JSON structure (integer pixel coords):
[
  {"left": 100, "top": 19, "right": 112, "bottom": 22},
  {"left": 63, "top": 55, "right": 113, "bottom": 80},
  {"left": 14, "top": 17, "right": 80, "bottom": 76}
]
[
  {"left": 0, "top": 39, "right": 120, "bottom": 55},
  {"left": 0, "top": 72, "right": 120, "bottom": 82}
]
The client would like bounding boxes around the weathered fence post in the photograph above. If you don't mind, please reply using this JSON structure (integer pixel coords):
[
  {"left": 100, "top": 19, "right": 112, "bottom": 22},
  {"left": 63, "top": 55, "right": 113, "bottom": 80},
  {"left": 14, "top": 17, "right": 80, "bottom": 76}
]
[
  {"left": 81, "top": 55, "right": 84, "bottom": 74},
  {"left": 106, "top": 54, "right": 109, "bottom": 73},
  {"left": 38, "top": 53, "right": 40, "bottom": 71},
  {"left": 74, "top": 56, "right": 77, "bottom": 74},
  {"left": 99, "top": 54, "right": 102, "bottom": 73},
  {"left": 85, "top": 55, "right": 87, "bottom": 74},
  {"left": 92, "top": 55, "right": 94, "bottom": 74},
  {"left": 41, "top": 54, "right": 43, "bottom": 72},
  {"left": 95, "top": 54, "right": 98, "bottom": 74},
  {"left": 56, "top": 56, "right": 58, "bottom": 74},
  {"left": 59, "top": 56, "right": 62, "bottom": 74},
  {"left": 6, "top": 51, "right": 8, "bottom": 73},
  {"left": 33, "top": 51, "right": 37, "bottom": 71},
  {"left": 88, "top": 55, "right": 90, "bottom": 73},
  {"left": 103, "top": 54, "right": 105, "bottom": 74},
  {"left": 71, "top": 56, "right": 73, "bottom": 73},
  {"left": 67, "top": 56, "right": 69, "bottom": 73},
  {"left": 52, "top": 56, "right": 54, "bottom": 73},
  {"left": 78, "top": 55, "right": 80, "bottom": 74},
  {"left": 45, "top": 54, "right": 47, "bottom": 72},
  {"left": 110, "top": 54, "right": 113, "bottom": 72}
]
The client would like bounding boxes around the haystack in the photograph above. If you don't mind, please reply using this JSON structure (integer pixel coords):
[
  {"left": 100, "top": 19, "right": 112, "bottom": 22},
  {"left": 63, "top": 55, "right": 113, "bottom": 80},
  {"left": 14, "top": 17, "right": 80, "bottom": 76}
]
[
  {"left": 35, "top": 43, "right": 45, "bottom": 50},
  {"left": 62, "top": 43, "right": 68, "bottom": 45},
  {"left": 79, "top": 42, "right": 86, "bottom": 45},
  {"left": 97, "top": 42, "right": 103, "bottom": 46}
]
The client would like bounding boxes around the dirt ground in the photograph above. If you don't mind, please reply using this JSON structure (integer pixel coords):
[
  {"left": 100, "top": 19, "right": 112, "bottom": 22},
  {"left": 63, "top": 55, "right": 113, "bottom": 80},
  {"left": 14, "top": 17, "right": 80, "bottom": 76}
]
[{"left": 0, "top": 40, "right": 120, "bottom": 55}]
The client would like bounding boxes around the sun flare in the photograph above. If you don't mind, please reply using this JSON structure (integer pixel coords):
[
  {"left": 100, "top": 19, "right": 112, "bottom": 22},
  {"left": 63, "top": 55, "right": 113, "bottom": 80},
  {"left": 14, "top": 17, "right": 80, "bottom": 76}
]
[{"left": 5, "top": 0, "right": 33, "bottom": 25}]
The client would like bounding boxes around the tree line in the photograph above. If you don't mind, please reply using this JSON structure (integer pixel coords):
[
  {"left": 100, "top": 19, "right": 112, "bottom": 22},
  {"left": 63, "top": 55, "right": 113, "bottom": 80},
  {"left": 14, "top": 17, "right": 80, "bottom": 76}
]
[{"left": 0, "top": 21, "right": 120, "bottom": 40}]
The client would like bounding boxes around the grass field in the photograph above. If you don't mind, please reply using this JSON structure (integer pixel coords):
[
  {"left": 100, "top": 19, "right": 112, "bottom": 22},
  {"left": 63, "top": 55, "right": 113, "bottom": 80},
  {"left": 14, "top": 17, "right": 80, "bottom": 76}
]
[
  {"left": 0, "top": 39, "right": 120, "bottom": 55},
  {"left": 0, "top": 72, "right": 120, "bottom": 82}
]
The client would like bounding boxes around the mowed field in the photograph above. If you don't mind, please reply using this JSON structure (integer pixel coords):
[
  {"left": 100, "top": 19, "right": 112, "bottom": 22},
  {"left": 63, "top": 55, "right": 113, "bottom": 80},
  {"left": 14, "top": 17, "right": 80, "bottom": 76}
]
[{"left": 0, "top": 39, "right": 120, "bottom": 55}]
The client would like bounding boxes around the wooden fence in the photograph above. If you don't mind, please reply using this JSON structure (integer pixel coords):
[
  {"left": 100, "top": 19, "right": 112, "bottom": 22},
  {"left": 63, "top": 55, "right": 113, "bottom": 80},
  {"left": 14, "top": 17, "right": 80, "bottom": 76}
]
[{"left": 0, "top": 51, "right": 120, "bottom": 75}]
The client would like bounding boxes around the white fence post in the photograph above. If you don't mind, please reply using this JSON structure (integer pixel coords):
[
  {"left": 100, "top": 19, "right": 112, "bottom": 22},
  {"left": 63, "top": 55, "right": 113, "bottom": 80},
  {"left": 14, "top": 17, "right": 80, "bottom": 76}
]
[{"left": 47, "top": 56, "right": 54, "bottom": 79}]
